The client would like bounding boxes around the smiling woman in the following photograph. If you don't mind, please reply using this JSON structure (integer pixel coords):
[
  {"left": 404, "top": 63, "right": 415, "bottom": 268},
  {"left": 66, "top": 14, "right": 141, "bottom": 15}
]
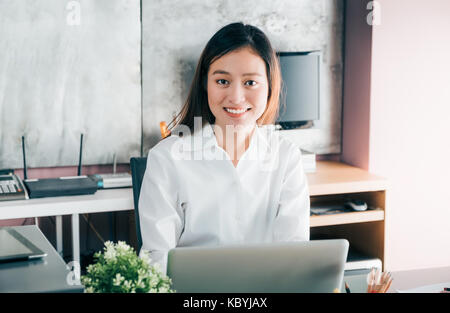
[
  {"left": 169, "top": 22, "right": 281, "bottom": 133},
  {"left": 169, "top": 22, "right": 282, "bottom": 166},
  {"left": 139, "top": 23, "right": 310, "bottom": 274},
  {"left": 207, "top": 48, "right": 269, "bottom": 130},
  {"left": 206, "top": 47, "right": 271, "bottom": 162}
]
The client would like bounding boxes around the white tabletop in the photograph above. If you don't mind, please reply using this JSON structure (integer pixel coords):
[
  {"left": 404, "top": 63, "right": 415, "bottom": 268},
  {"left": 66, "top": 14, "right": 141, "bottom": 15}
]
[{"left": 0, "top": 188, "right": 134, "bottom": 219}]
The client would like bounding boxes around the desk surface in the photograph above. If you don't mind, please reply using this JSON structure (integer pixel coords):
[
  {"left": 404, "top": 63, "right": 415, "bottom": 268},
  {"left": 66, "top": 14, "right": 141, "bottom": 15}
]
[
  {"left": 307, "top": 161, "right": 388, "bottom": 196},
  {"left": 343, "top": 267, "right": 450, "bottom": 293},
  {"left": 2, "top": 226, "right": 447, "bottom": 293},
  {"left": 0, "top": 225, "right": 84, "bottom": 293},
  {"left": 0, "top": 188, "right": 133, "bottom": 219},
  {"left": 389, "top": 266, "right": 450, "bottom": 292}
]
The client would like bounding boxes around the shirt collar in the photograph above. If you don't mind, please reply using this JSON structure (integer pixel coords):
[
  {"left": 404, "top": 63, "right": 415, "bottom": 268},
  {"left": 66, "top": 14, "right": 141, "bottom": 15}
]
[{"left": 176, "top": 122, "right": 272, "bottom": 153}]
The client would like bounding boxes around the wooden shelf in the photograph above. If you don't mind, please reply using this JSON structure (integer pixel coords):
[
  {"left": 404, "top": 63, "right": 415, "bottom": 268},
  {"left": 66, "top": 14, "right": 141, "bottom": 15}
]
[
  {"left": 307, "top": 161, "right": 388, "bottom": 196},
  {"left": 306, "top": 161, "right": 388, "bottom": 269},
  {"left": 310, "top": 209, "right": 385, "bottom": 227}
]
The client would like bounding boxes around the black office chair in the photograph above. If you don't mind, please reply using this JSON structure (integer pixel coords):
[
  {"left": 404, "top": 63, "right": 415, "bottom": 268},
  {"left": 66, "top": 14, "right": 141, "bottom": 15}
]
[{"left": 130, "top": 157, "right": 147, "bottom": 254}]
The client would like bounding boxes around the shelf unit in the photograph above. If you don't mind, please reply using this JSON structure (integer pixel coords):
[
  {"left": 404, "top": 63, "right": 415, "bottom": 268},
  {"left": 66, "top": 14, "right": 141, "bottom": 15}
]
[{"left": 307, "top": 161, "right": 388, "bottom": 269}]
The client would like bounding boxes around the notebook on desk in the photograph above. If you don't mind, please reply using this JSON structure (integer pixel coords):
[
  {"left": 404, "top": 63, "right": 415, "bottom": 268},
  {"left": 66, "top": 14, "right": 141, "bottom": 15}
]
[
  {"left": 167, "top": 239, "right": 349, "bottom": 293},
  {"left": 0, "top": 227, "right": 47, "bottom": 263}
]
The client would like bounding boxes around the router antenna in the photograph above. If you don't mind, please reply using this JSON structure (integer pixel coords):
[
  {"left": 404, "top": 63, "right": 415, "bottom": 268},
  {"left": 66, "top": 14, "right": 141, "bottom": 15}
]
[
  {"left": 78, "top": 133, "right": 83, "bottom": 176},
  {"left": 113, "top": 153, "right": 117, "bottom": 174},
  {"left": 21, "top": 136, "right": 28, "bottom": 180}
]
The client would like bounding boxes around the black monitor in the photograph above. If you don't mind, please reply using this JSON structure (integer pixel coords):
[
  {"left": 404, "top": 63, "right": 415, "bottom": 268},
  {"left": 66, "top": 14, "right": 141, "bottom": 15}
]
[{"left": 276, "top": 51, "right": 320, "bottom": 129}]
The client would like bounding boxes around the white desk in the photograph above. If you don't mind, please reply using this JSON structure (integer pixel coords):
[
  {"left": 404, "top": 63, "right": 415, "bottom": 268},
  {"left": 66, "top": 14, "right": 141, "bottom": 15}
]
[
  {"left": 0, "top": 188, "right": 134, "bottom": 267},
  {"left": 343, "top": 266, "right": 450, "bottom": 293}
]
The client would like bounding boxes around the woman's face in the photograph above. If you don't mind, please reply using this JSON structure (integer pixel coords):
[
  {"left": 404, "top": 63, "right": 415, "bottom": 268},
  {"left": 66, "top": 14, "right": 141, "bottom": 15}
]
[{"left": 207, "top": 47, "right": 269, "bottom": 130}]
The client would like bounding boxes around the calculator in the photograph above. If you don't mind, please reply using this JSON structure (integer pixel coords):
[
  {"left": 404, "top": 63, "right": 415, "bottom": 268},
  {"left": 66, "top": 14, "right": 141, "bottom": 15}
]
[{"left": 0, "top": 174, "right": 29, "bottom": 201}]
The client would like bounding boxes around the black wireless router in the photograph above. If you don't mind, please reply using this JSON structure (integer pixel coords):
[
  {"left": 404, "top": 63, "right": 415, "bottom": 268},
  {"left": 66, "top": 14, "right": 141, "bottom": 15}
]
[{"left": 22, "top": 134, "right": 98, "bottom": 199}]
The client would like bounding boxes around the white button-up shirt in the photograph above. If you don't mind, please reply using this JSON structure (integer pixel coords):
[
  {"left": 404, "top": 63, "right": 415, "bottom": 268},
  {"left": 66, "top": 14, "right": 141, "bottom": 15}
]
[{"left": 139, "top": 122, "right": 310, "bottom": 273}]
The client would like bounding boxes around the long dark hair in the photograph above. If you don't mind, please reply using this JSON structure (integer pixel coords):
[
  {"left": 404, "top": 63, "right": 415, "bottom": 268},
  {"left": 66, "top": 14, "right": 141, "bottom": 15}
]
[{"left": 168, "top": 22, "right": 281, "bottom": 132}]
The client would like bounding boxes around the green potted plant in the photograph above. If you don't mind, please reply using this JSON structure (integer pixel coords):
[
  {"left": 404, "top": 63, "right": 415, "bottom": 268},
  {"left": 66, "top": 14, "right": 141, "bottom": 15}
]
[{"left": 81, "top": 241, "right": 174, "bottom": 293}]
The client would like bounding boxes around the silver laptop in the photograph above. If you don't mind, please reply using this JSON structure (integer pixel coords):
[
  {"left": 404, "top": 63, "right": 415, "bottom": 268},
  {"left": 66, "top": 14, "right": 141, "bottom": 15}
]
[{"left": 167, "top": 239, "right": 349, "bottom": 293}]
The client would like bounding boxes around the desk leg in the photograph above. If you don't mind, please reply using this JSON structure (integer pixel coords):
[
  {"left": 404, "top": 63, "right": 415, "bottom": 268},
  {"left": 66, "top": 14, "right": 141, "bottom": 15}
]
[
  {"left": 71, "top": 213, "right": 80, "bottom": 275},
  {"left": 56, "top": 215, "right": 63, "bottom": 257}
]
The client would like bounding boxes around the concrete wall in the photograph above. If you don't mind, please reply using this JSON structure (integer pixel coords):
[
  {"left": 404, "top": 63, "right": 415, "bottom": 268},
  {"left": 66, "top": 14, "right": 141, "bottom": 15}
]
[
  {"left": 142, "top": 0, "right": 345, "bottom": 155},
  {"left": 0, "top": 0, "right": 141, "bottom": 169},
  {"left": 0, "top": 0, "right": 344, "bottom": 168}
]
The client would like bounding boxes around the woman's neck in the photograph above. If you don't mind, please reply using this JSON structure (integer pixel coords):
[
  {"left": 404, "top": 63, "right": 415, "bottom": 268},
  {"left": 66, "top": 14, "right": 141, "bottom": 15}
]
[{"left": 213, "top": 123, "right": 256, "bottom": 165}]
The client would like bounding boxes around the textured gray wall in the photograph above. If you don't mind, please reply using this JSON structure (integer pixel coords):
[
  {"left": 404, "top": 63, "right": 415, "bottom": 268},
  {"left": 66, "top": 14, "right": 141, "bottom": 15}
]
[
  {"left": 142, "top": 0, "right": 344, "bottom": 154},
  {"left": 0, "top": 0, "right": 344, "bottom": 170},
  {"left": 0, "top": 0, "right": 141, "bottom": 168}
]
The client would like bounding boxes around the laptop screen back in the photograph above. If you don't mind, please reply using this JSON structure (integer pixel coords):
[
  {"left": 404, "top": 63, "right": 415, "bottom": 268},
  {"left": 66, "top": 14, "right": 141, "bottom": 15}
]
[{"left": 167, "top": 239, "right": 349, "bottom": 293}]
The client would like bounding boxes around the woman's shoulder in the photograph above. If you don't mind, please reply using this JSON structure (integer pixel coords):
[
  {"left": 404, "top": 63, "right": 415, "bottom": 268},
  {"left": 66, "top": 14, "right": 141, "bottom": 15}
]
[
  {"left": 257, "top": 125, "right": 302, "bottom": 157},
  {"left": 147, "top": 134, "right": 183, "bottom": 159}
]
